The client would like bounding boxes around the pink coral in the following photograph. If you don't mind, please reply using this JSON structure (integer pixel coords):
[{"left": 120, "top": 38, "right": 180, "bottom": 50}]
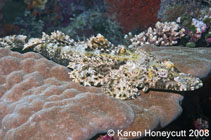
[
  {"left": 207, "top": 38, "right": 211, "bottom": 43},
  {"left": 97, "top": 135, "right": 115, "bottom": 140}
]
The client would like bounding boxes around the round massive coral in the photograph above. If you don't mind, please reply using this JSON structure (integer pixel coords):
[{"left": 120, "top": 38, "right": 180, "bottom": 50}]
[{"left": 0, "top": 48, "right": 187, "bottom": 140}]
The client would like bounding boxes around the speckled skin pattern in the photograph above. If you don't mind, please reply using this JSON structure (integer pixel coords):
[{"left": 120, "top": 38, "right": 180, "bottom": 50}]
[{"left": 0, "top": 31, "right": 203, "bottom": 100}]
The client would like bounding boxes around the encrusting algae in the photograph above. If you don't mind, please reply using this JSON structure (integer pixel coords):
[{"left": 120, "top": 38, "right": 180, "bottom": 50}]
[{"left": 0, "top": 31, "right": 203, "bottom": 100}]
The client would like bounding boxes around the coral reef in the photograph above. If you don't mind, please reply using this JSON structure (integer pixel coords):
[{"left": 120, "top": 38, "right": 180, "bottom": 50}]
[
  {"left": 62, "top": 8, "right": 123, "bottom": 45},
  {"left": 0, "top": 0, "right": 6, "bottom": 22},
  {"left": 0, "top": 0, "right": 25, "bottom": 37},
  {"left": 177, "top": 10, "right": 211, "bottom": 47},
  {"left": 0, "top": 0, "right": 124, "bottom": 43},
  {"left": 193, "top": 117, "right": 209, "bottom": 131},
  {"left": 126, "top": 21, "right": 185, "bottom": 46},
  {"left": 0, "top": 48, "right": 185, "bottom": 140},
  {"left": 24, "top": 0, "right": 48, "bottom": 10},
  {"left": 96, "top": 135, "right": 116, "bottom": 140},
  {"left": 105, "top": 0, "right": 161, "bottom": 32},
  {"left": 203, "top": 0, "right": 211, "bottom": 5},
  {"left": 159, "top": 1, "right": 186, "bottom": 22},
  {"left": 0, "top": 31, "right": 203, "bottom": 100},
  {"left": 158, "top": 1, "right": 211, "bottom": 47},
  {"left": 159, "top": 0, "right": 209, "bottom": 22}
]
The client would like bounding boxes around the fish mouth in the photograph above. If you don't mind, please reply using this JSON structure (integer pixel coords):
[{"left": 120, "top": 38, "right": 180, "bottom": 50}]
[
  {"left": 172, "top": 73, "right": 203, "bottom": 91},
  {"left": 189, "top": 78, "right": 203, "bottom": 91},
  {"left": 152, "top": 73, "right": 203, "bottom": 92}
]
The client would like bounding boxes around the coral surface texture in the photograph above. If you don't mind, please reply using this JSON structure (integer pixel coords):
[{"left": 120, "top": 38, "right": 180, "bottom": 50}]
[{"left": 0, "top": 48, "right": 184, "bottom": 140}]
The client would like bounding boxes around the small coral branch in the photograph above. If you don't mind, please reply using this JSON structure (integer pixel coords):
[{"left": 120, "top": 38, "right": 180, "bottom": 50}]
[{"left": 126, "top": 21, "right": 185, "bottom": 47}]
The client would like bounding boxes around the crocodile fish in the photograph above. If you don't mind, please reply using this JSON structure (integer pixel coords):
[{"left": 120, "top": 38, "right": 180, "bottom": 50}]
[{"left": 0, "top": 31, "right": 203, "bottom": 100}]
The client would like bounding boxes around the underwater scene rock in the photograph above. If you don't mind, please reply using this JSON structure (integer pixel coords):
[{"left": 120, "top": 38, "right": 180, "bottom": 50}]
[
  {"left": 0, "top": 48, "right": 184, "bottom": 140},
  {"left": 0, "top": 31, "right": 203, "bottom": 100}
]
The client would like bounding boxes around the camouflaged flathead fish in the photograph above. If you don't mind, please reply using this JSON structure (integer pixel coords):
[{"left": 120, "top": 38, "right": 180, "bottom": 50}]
[{"left": 0, "top": 31, "right": 203, "bottom": 100}]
